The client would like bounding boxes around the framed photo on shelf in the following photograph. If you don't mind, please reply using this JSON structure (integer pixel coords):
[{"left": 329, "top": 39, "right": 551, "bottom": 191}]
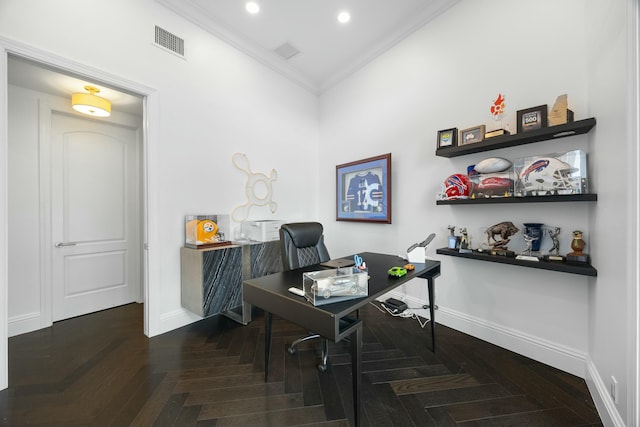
[
  {"left": 336, "top": 153, "right": 391, "bottom": 223},
  {"left": 459, "top": 125, "right": 486, "bottom": 145},
  {"left": 517, "top": 105, "right": 548, "bottom": 133},
  {"left": 437, "top": 128, "right": 458, "bottom": 149}
]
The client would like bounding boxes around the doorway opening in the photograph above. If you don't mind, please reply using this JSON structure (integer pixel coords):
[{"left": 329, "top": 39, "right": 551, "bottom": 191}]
[{"left": 6, "top": 53, "right": 147, "bottom": 336}]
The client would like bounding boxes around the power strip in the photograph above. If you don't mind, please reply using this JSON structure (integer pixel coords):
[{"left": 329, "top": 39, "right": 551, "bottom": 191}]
[{"left": 384, "top": 298, "right": 407, "bottom": 313}]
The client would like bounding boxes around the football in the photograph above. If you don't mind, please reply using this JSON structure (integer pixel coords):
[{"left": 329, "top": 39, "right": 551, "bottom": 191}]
[{"left": 474, "top": 157, "right": 512, "bottom": 173}]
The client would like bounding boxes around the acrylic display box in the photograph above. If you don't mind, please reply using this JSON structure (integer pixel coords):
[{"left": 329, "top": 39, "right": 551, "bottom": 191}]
[
  {"left": 468, "top": 170, "right": 515, "bottom": 199},
  {"left": 513, "top": 149, "right": 588, "bottom": 197},
  {"left": 184, "top": 214, "right": 232, "bottom": 249},
  {"left": 302, "top": 267, "right": 368, "bottom": 306}
]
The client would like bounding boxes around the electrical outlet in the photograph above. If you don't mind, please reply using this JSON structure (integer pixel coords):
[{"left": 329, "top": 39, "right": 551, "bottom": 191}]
[{"left": 610, "top": 376, "right": 619, "bottom": 404}]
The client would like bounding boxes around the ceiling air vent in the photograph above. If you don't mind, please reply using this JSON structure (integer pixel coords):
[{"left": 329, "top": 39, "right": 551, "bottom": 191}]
[
  {"left": 274, "top": 42, "right": 300, "bottom": 60},
  {"left": 154, "top": 25, "right": 185, "bottom": 58}
]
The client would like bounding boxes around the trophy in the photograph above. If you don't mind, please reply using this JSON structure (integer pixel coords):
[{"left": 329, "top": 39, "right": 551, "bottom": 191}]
[
  {"left": 548, "top": 94, "right": 575, "bottom": 126},
  {"left": 485, "top": 221, "right": 519, "bottom": 257},
  {"left": 447, "top": 225, "right": 460, "bottom": 249},
  {"left": 516, "top": 228, "right": 540, "bottom": 262},
  {"left": 566, "top": 230, "right": 590, "bottom": 263},
  {"left": 544, "top": 226, "right": 564, "bottom": 261},
  {"left": 486, "top": 93, "right": 510, "bottom": 138},
  {"left": 459, "top": 227, "right": 472, "bottom": 253}
]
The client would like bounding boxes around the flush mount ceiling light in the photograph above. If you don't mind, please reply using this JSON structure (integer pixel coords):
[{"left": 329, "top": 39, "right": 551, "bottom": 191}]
[
  {"left": 337, "top": 11, "right": 351, "bottom": 23},
  {"left": 246, "top": 1, "right": 260, "bottom": 14},
  {"left": 71, "top": 85, "right": 111, "bottom": 117}
]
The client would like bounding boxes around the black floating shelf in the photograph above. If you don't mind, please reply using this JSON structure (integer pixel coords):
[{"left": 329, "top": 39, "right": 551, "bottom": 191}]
[
  {"left": 436, "top": 194, "right": 597, "bottom": 205},
  {"left": 436, "top": 247, "right": 597, "bottom": 277},
  {"left": 435, "top": 118, "right": 596, "bottom": 158}
]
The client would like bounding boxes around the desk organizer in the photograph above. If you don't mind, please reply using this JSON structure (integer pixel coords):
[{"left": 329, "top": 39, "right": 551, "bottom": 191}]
[{"left": 303, "top": 267, "right": 368, "bottom": 306}]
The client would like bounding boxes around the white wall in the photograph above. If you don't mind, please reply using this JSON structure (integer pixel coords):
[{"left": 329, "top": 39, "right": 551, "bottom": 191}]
[
  {"left": 585, "top": 1, "right": 638, "bottom": 425},
  {"left": 0, "top": 0, "right": 320, "bottom": 339},
  {"left": 321, "top": 0, "right": 591, "bottom": 374},
  {"left": 319, "top": 1, "right": 633, "bottom": 425},
  {"left": 6, "top": 86, "right": 41, "bottom": 335}
]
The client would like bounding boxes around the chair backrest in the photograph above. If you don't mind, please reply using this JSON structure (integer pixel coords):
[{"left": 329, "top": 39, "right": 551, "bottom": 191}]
[{"left": 279, "top": 222, "right": 330, "bottom": 271}]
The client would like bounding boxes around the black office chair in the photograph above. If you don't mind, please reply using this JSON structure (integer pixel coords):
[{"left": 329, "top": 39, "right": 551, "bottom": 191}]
[{"left": 279, "top": 222, "right": 331, "bottom": 371}]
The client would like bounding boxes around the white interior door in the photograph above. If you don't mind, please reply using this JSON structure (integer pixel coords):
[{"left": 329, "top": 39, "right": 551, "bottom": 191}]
[{"left": 51, "top": 112, "right": 140, "bottom": 321}]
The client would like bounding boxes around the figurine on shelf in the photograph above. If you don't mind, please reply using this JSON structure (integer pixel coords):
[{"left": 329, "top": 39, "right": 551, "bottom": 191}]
[
  {"left": 544, "top": 226, "right": 564, "bottom": 261},
  {"left": 548, "top": 227, "right": 560, "bottom": 255},
  {"left": 459, "top": 228, "right": 472, "bottom": 253},
  {"left": 485, "top": 221, "right": 519, "bottom": 256},
  {"left": 447, "top": 225, "right": 459, "bottom": 249},
  {"left": 567, "top": 230, "right": 590, "bottom": 263},
  {"left": 516, "top": 229, "right": 540, "bottom": 262}
]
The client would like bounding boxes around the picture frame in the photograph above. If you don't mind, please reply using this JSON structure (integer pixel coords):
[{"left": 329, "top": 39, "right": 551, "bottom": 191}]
[
  {"left": 517, "top": 104, "right": 548, "bottom": 133},
  {"left": 336, "top": 153, "right": 391, "bottom": 223},
  {"left": 459, "top": 125, "right": 486, "bottom": 145},
  {"left": 437, "top": 128, "right": 458, "bottom": 149}
]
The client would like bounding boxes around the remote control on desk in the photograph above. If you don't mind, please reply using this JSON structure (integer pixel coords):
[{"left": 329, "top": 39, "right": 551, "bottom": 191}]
[{"left": 288, "top": 287, "right": 305, "bottom": 297}]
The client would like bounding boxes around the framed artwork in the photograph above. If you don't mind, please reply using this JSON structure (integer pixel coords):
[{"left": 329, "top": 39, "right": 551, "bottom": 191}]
[
  {"left": 459, "top": 125, "right": 486, "bottom": 145},
  {"left": 336, "top": 153, "right": 391, "bottom": 223},
  {"left": 517, "top": 105, "right": 548, "bottom": 133},
  {"left": 437, "top": 128, "right": 458, "bottom": 149}
]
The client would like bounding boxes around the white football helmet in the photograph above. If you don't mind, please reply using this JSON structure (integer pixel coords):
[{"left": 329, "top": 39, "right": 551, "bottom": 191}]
[{"left": 519, "top": 157, "right": 579, "bottom": 195}]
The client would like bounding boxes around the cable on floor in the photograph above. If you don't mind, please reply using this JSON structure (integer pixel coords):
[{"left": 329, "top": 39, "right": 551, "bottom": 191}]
[{"left": 369, "top": 301, "right": 431, "bottom": 329}]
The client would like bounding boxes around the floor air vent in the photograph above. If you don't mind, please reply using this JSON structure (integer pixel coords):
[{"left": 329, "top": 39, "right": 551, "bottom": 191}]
[{"left": 154, "top": 25, "right": 185, "bottom": 57}]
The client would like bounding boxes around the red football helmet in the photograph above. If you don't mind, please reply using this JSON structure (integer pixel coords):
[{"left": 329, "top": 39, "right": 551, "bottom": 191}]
[{"left": 438, "top": 174, "right": 472, "bottom": 200}]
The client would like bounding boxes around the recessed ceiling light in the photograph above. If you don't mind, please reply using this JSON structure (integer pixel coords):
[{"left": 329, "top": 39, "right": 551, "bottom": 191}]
[
  {"left": 246, "top": 2, "right": 260, "bottom": 14},
  {"left": 337, "top": 11, "right": 351, "bottom": 24}
]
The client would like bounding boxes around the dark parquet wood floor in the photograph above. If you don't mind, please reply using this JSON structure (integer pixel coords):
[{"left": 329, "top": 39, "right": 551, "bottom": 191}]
[{"left": 0, "top": 302, "right": 603, "bottom": 427}]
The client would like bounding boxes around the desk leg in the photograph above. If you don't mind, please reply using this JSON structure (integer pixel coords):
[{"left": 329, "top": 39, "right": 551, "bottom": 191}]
[
  {"left": 427, "top": 277, "right": 435, "bottom": 352},
  {"left": 264, "top": 311, "right": 272, "bottom": 383},
  {"left": 350, "top": 321, "right": 362, "bottom": 427}
]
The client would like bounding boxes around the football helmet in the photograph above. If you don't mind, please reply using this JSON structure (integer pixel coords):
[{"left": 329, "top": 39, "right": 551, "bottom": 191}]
[
  {"left": 518, "top": 157, "right": 579, "bottom": 195},
  {"left": 186, "top": 219, "right": 219, "bottom": 244},
  {"left": 438, "top": 174, "right": 471, "bottom": 200}
]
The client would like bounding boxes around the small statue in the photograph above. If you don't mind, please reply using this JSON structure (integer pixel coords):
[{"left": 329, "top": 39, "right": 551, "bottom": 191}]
[
  {"left": 447, "top": 225, "right": 458, "bottom": 249},
  {"left": 567, "top": 230, "right": 589, "bottom": 263},
  {"left": 486, "top": 221, "right": 519, "bottom": 249},
  {"left": 516, "top": 230, "right": 540, "bottom": 261},
  {"left": 459, "top": 227, "right": 471, "bottom": 253},
  {"left": 547, "top": 227, "right": 561, "bottom": 256},
  {"left": 522, "top": 233, "right": 536, "bottom": 256}
]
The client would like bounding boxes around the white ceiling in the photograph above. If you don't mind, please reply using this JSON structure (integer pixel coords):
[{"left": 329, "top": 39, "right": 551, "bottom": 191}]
[
  {"left": 156, "top": 0, "right": 460, "bottom": 93},
  {"left": 7, "top": 0, "right": 459, "bottom": 111}
]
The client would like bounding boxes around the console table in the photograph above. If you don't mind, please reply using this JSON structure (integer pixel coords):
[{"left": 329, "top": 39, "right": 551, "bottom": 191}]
[{"left": 180, "top": 240, "right": 281, "bottom": 323}]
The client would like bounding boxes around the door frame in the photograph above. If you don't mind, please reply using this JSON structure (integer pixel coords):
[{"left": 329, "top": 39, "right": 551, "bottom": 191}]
[{"left": 0, "top": 36, "right": 161, "bottom": 390}]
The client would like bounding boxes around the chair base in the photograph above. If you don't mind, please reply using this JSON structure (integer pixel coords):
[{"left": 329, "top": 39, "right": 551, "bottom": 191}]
[{"left": 288, "top": 334, "right": 329, "bottom": 372}]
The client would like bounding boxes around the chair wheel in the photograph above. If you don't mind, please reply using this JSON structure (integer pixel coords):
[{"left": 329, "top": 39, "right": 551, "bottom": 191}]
[
  {"left": 317, "top": 363, "right": 327, "bottom": 372},
  {"left": 288, "top": 347, "right": 296, "bottom": 355}
]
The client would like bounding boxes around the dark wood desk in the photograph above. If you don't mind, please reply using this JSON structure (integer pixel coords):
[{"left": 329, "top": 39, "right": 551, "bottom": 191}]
[{"left": 242, "top": 252, "right": 441, "bottom": 427}]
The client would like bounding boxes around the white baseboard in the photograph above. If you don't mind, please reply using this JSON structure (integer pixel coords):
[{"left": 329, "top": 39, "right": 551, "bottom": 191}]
[
  {"left": 585, "top": 357, "right": 625, "bottom": 427},
  {"left": 151, "top": 307, "right": 202, "bottom": 337},
  {"left": 381, "top": 290, "right": 587, "bottom": 378},
  {"left": 8, "top": 312, "right": 43, "bottom": 337}
]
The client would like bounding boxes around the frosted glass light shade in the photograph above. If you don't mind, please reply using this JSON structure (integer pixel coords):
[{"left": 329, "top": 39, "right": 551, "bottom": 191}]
[{"left": 71, "top": 86, "right": 111, "bottom": 117}]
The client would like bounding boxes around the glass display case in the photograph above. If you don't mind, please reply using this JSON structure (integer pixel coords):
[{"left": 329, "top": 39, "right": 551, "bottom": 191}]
[
  {"left": 513, "top": 149, "right": 588, "bottom": 197},
  {"left": 184, "top": 214, "right": 231, "bottom": 248},
  {"left": 302, "top": 267, "right": 368, "bottom": 306}
]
